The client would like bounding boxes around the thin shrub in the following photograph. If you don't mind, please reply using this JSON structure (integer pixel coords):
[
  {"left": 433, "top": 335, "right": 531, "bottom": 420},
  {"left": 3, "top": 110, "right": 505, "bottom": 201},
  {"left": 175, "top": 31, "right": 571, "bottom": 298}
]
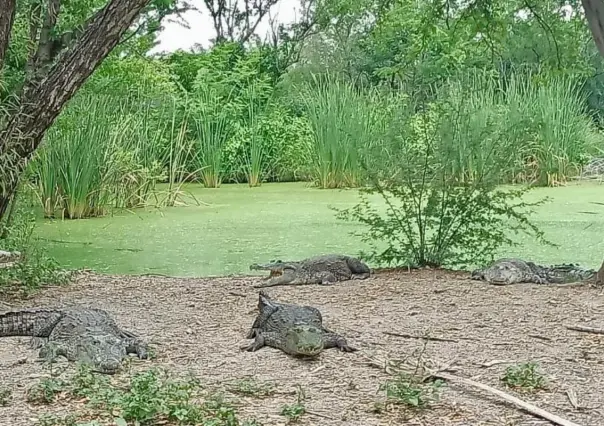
[
  {"left": 335, "top": 84, "right": 553, "bottom": 269},
  {"left": 0, "top": 199, "right": 70, "bottom": 294}
]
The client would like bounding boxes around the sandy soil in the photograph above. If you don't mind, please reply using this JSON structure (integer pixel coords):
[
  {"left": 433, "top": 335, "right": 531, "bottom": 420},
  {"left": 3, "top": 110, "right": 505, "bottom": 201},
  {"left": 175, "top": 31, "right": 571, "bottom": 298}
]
[{"left": 0, "top": 269, "right": 603, "bottom": 426}]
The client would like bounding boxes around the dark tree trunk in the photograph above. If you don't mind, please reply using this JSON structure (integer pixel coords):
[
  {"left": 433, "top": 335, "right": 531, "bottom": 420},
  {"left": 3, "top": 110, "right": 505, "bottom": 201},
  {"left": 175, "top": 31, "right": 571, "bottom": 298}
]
[
  {"left": 583, "top": 0, "right": 604, "bottom": 58},
  {"left": 0, "top": 0, "right": 152, "bottom": 220},
  {"left": 0, "top": 0, "right": 16, "bottom": 70},
  {"left": 597, "top": 258, "right": 604, "bottom": 286}
]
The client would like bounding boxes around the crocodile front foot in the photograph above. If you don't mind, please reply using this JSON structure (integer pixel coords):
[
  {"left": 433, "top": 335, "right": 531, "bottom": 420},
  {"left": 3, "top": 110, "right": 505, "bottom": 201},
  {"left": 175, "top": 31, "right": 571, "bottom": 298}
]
[{"left": 241, "top": 335, "right": 266, "bottom": 352}]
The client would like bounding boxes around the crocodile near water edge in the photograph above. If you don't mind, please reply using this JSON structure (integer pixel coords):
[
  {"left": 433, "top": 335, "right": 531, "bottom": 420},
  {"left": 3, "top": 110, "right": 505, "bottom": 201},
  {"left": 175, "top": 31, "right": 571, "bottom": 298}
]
[
  {"left": 0, "top": 307, "right": 148, "bottom": 374},
  {"left": 241, "top": 291, "right": 357, "bottom": 357},
  {"left": 249, "top": 254, "right": 371, "bottom": 288},
  {"left": 470, "top": 258, "right": 596, "bottom": 285}
]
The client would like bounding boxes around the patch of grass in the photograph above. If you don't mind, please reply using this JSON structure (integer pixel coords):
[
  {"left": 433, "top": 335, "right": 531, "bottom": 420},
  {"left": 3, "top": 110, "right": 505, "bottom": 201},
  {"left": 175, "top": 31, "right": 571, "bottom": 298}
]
[
  {"left": 280, "top": 386, "right": 306, "bottom": 423},
  {"left": 376, "top": 373, "right": 444, "bottom": 411},
  {"left": 227, "top": 378, "right": 275, "bottom": 398},
  {"left": 37, "top": 414, "right": 80, "bottom": 426},
  {"left": 28, "top": 365, "right": 260, "bottom": 425},
  {"left": 26, "top": 377, "right": 67, "bottom": 405},
  {"left": 501, "top": 362, "right": 548, "bottom": 392},
  {"left": 0, "top": 386, "right": 11, "bottom": 406},
  {"left": 0, "top": 202, "right": 71, "bottom": 295}
]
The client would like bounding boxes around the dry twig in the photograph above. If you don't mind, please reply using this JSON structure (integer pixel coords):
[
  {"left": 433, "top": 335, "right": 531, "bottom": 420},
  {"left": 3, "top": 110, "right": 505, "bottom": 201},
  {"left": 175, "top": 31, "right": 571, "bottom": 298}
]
[
  {"left": 383, "top": 331, "right": 458, "bottom": 343},
  {"left": 430, "top": 371, "right": 582, "bottom": 426},
  {"left": 566, "top": 325, "right": 604, "bottom": 335}
]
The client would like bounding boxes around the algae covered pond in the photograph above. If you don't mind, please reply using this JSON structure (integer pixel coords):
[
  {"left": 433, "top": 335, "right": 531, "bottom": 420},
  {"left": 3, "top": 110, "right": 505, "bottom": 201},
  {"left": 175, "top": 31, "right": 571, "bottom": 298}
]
[{"left": 33, "top": 182, "right": 604, "bottom": 277}]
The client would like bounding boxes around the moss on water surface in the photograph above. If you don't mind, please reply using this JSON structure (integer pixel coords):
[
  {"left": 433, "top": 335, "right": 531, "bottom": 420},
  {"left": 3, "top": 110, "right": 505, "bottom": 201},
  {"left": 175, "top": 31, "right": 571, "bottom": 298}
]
[{"left": 33, "top": 182, "right": 604, "bottom": 276}]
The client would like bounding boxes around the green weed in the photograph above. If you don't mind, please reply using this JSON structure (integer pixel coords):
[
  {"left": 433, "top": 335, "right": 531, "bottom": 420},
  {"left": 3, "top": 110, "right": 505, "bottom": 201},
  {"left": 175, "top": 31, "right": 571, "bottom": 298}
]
[
  {"left": 227, "top": 378, "right": 275, "bottom": 398},
  {"left": 377, "top": 374, "right": 444, "bottom": 410},
  {"left": 0, "top": 386, "right": 11, "bottom": 406},
  {"left": 501, "top": 362, "right": 548, "bottom": 392}
]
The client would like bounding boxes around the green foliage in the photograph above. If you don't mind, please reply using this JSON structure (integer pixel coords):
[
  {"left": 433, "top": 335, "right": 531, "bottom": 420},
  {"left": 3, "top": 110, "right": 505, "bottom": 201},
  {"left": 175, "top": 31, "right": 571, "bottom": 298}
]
[
  {"left": 6, "top": 0, "right": 604, "bottom": 228},
  {"left": 294, "top": 73, "right": 387, "bottom": 188},
  {"left": 26, "top": 378, "right": 67, "bottom": 405},
  {"left": 29, "top": 365, "right": 260, "bottom": 425},
  {"left": 280, "top": 386, "right": 306, "bottom": 423},
  {"left": 0, "top": 202, "right": 70, "bottom": 293},
  {"left": 501, "top": 362, "right": 548, "bottom": 392},
  {"left": 0, "top": 386, "right": 12, "bottom": 406},
  {"left": 335, "top": 85, "right": 553, "bottom": 269},
  {"left": 378, "top": 374, "right": 444, "bottom": 410}
]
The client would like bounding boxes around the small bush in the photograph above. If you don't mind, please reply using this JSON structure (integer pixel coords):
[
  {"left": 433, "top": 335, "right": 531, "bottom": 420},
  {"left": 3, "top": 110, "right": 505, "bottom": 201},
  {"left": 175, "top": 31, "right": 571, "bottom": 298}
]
[
  {"left": 0, "top": 386, "right": 11, "bottom": 406},
  {"left": 26, "top": 378, "right": 67, "bottom": 405},
  {"left": 28, "top": 365, "right": 259, "bottom": 426},
  {"left": 377, "top": 374, "right": 444, "bottom": 410},
  {"left": 335, "top": 82, "right": 553, "bottom": 269},
  {"left": 0, "top": 202, "right": 70, "bottom": 294},
  {"left": 501, "top": 362, "right": 548, "bottom": 392}
]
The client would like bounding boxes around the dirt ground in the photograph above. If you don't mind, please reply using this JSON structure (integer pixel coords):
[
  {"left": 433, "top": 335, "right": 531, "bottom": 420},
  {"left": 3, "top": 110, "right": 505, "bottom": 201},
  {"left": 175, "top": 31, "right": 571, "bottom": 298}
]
[{"left": 0, "top": 269, "right": 603, "bottom": 426}]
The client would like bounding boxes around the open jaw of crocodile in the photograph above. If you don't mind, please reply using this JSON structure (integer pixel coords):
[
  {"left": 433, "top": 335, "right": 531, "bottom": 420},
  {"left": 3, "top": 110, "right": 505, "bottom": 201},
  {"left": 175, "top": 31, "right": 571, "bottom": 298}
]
[{"left": 249, "top": 254, "right": 372, "bottom": 288}]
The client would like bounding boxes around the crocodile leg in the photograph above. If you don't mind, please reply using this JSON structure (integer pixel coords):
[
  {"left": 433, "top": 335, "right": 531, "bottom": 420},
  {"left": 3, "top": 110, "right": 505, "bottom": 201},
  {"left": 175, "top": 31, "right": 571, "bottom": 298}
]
[
  {"left": 241, "top": 333, "right": 269, "bottom": 352},
  {"left": 242, "top": 332, "right": 292, "bottom": 353},
  {"left": 322, "top": 333, "right": 357, "bottom": 352},
  {"left": 123, "top": 337, "right": 149, "bottom": 359},
  {"left": 37, "top": 341, "right": 68, "bottom": 363},
  {"left": 351, "top": 272, "right": 370, "bottom": 280}
]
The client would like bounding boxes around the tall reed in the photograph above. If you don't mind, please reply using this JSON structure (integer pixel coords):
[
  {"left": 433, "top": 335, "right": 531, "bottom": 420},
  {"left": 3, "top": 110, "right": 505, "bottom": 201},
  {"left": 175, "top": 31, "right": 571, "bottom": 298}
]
[
  {"left": 241, "top": 83, "right": 268, "bottom": 187},
  {"left": 34, "top": 95, "right": 120, "bottom": 219},
  {"left": 191, "top": 88, "right": 233, "bottom": 188},
  {"left": 296, "top": 73, "right": 382, "bottom": 189}
]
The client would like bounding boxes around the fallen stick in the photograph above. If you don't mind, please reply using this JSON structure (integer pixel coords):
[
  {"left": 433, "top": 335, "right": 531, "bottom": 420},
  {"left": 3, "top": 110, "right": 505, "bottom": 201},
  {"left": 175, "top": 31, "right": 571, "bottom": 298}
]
[
  {"left": 383, "top": 331, "right": 458, "bottom": 343},
  {"left": 431, "top": 371, "right": 582, "bottom": 426},
  {"left": 566, "top": 325, "right": 604, "bottom": 335}
]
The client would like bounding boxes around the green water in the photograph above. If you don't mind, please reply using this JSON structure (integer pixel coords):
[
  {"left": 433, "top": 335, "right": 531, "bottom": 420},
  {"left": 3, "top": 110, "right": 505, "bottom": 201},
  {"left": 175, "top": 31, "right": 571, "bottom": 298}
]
[{"left": 33, "top": 182, "right": 604, "bottom": 277}]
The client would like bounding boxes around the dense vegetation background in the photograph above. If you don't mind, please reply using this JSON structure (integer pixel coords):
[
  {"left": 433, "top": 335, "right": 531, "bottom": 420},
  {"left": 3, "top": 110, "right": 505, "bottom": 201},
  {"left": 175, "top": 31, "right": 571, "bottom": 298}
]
[{"left": 2, "top": 0, "right": 604, "bottom": 285}]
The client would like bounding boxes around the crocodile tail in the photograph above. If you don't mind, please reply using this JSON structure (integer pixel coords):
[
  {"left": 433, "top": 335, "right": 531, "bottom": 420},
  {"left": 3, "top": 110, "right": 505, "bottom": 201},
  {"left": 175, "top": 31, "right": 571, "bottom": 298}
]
[{"left": 0, "top": 309, "right": 62, "bottom": 337}]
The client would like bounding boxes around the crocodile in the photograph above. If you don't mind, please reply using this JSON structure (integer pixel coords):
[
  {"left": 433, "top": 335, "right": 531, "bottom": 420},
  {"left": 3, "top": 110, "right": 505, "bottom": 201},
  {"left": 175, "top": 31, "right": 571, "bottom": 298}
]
[
  {"left": 0, "top": 307, "right": 148, "bottom": 374},
  {"left": 470, "top": 258, "right": 596, "bottom": 285},
  {"left": 242, "top": 291, "right": 357, "bottom": 357},
  {"left": 250, "top": 254, "right": 371, "bottom": 288}
]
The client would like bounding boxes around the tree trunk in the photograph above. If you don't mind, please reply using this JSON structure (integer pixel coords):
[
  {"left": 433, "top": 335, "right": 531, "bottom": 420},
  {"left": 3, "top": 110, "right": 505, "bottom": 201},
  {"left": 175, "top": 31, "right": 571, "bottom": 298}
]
[
  {"left": 582, "top": 0, "right": 604, "bottom": 58},
  {"left": 0, "top": 0, "right": 152, "bottom": 220},
  {"left": 0, "top": 0, "right": 16, "bottom": 71},
  {"left": 596, "top": 258, "right": 604, "bottom": 286}
]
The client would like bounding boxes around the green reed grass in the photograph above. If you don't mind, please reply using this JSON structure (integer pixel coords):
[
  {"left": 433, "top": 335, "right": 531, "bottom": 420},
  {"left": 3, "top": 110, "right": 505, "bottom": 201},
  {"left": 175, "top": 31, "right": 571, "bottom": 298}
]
[
  {"left": 30, "top": 93, "right": 193, "bottom": 217},
  {"left": 297, "top": 73, "right": 382, "bottom": 189},
  {"left": 191, "top": 88, "right": 233, "bottom": 188},
  {"left": 430, "top": 70, "right": 602, "bottom": 187},
  {"left": 33, "top": 95, "right": 120, "bottom": 219},
  {"left": 241, "top": 83, "right": 268, "bottom": 187}
]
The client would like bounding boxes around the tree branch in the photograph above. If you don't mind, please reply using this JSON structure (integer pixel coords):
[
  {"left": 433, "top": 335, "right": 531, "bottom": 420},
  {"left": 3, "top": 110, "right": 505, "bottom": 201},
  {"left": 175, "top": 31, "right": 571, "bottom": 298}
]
[
  {"left": 0, "top": 0, "right": 152, "bottom": 216},
  {"left": 582, "top": 0, "right": 604, "bottom": 58}
]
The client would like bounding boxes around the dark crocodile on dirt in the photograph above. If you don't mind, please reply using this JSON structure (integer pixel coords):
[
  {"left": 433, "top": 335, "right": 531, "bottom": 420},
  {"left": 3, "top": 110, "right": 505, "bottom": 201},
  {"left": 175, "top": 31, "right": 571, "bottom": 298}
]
[
  {"left": 249, "top": 254, "right": 371, "bottom": 288},
  {"left": 242, "top": 291, "right": 357, "bottom": 357},
  {"left": 470, "top": 258, "right": 596, "bottom": 285},
  {"left": 0, "top": 307, "right": 148, "bottom": 374}
]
